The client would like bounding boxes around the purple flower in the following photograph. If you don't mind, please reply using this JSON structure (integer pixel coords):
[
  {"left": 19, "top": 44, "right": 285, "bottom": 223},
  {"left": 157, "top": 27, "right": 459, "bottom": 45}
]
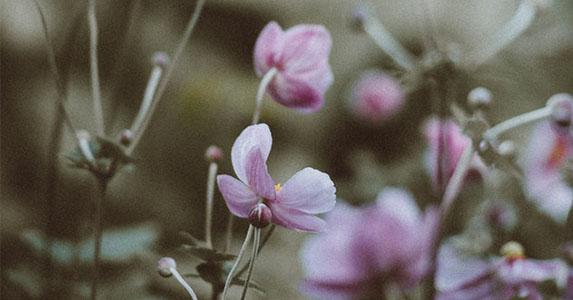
[
  {"left": 436, "top": 241, "right": 568, "bottom": 300},
  {"left": 300, "top": 188, "right": 439, "bottom": 299},
  {"left": 523, "top": 121, "right": 573, "bottom": 223},
  {"left": 423, "top": 118, "right": 486, "bottom": 193},
  {"left": 350, "top": 70, "right": 405, "bottom": 123},
  {"left": 253, "top": 22, "right": 334, "bottom": 113},
  {"left": 216, "top": 124, "right": 336, "bottom": 232}
]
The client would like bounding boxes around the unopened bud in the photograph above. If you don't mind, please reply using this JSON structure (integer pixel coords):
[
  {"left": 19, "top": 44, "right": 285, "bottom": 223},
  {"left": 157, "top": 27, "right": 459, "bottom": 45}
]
[
  {"left": 152, "top": 52, "right": 170, "bottom": 68},
  {"left": 157, "top": 257, "right": 177, "bottom": 278},
  {"left": 548, "top": 93, "right": 573, "bottom": 128},
  {"left": 497, "top": 140, "right": 516, "bottom": 159},
  {"left": 349, "top": 4, "right": 369, "bottom": 31},
  {"left": 205, "top": 145, "right": 223, "bottom": 162},
  {"left": 248, "top": 203, "right": 272, "bottom": 228},
  {"left": 119, "top": 129, "right": 133, "bottom": 146},
  {"left": 500, "top": 241, "right": 525, "bottom": 259},
  {"left": 468, "top": 87, "right": 492, "bottom": 109}
]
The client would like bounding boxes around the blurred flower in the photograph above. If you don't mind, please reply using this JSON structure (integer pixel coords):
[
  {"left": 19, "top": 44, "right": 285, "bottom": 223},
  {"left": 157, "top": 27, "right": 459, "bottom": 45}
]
[
  {"left": 217, "top": 124, "right": 336, "bottom": 232},
  {"left": 436, "top": 241, "right": 568, "bottom": 300},
  {"left": 523, "top": 121, "right": 573, "bottom": 223},
  {"left": 300, "top": 188, "right": 439, "bottom": 299},
  {"left": 423, "top": 118, "right": 486, "bottom": 193},
  {"left": 350, "top": 70, "right": 405, "bottom": 123},
  {"left": 253, "top": 22, "right": 333, "bottom": 113}
]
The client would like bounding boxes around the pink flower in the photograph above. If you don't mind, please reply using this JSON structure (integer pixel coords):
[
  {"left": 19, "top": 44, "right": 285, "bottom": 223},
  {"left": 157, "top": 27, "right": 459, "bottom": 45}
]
[
  {"left": 523, "top": 121, "right": 573, "bottom": 223},
  {"left": 253, "top": 22, "right": 333, "bottom": 113},
  {"left": 300, "top": 188, "right": 439, "bottom": 299},
  {"left": 350, "top": 70, "right": 405, "bottom": 123},
  {"left": 423, "top": 118, "right": 486, "bottom": 193},
  {"left": 436, "top": 241, "right": 568, "bottom": 300},
  {"left": 216, "top": 124, "right": 336, "bottom": 232}
]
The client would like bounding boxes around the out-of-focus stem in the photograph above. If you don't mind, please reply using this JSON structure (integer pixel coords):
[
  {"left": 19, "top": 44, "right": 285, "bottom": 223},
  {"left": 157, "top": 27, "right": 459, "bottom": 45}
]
[
  {"left": 252, "top": 68, "right": 278, "bottom": 125},
  {"left": 440, "top": 144, "right": 474, "bottom": 214},
  {"left": 224, "top": 214, "right": 234, "bottom": 253},
  {"left": 91, "top": 179, "right": 108, "bottom": 300},
  {"left": 205, "top": 162, "right": 218, "bottom": 249},
  {"left": 126, "top": 0, "right": 207, "bottom": 155},
  {"left": 240, "top": 227, "right": 260, "bottom": 300},
  {"left": 235, "top": 224, "right": 275, "bottom": 278},
  {"left": 88, "top": 0, "right": 105, "bottom": 136},
  {"left": 171, "top": 267, "right": 199, "bottom": 300},
  {"left": 483, "top": 106, "right": 550, "bottom": 141},
  {"left": 129, "top": 65, "right": 163, "bottom": 133},
  {"left": 222, "top": 225, "right": 254, "bottom": 300}
]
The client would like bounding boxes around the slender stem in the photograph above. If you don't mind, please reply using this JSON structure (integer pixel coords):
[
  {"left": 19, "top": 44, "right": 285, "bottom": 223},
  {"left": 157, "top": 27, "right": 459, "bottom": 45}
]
[
  {"left": 483, "top": 106, "right": 550, "bottom": 141},
  {"left": 251, "top": 68, "right": 278, "bottom": 125},
  {"left": 126, "top": 0, "right": 207, "bottom": 155},
  {"left": 440, "top": 144, "right": 474, "bottom": 215},
  {"left": 240, "top": 228, "right": 260, "bottom": 300},
  {"left": 362, "top": 13, "right": 416, "bottom": 71},
  {"left": 88, "top": 0, "right": 105, "bottom": 136},
  {"left": 222, "top": 225, "right": 254, "bottom": 300},
  {"left": 78, "top": 132, "right": 96, "bottom": 162},
  {"left": 129, "top": 66, "right": 163, "bottom": 133},
  {"left": 224, "top": 214, "right": 234, "bottom": 253},
  {"left": 91, "top": 179, "right": 108, "bottom": 300},
  {"left": 171, "top": 268, "right": 199, "bottom": 300},
  {"left": 463, "top": 0, "right": 538, "bottom": 69},
  {"left": 205, "top": 162, "right": 218, "bottom": 249},
  {"left": 235, "top": 224, "right": 275, "bottom": 278}
]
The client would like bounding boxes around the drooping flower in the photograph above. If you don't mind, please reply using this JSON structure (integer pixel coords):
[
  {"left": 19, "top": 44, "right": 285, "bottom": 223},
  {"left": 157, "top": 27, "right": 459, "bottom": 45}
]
[
  {"left": 436, "top": 241, "right": 568, "bottom": 300},
  {"left": 350, "top": 70, "right": 405, "bottom": 123},
  {"left": 423, "top": 118, "right": 486, "bottom": 193},
  {"left": 253, "top": 22, "right": 333, "bottom": 113},
  {"left": 523, "top": 121, "right": 573, "bottom": 223},
  {"left": 300, "top": 188, "right": 439, "bottom": 299},
  {"left": 216, "top": 124, "right": 336, "bottom": 232}
]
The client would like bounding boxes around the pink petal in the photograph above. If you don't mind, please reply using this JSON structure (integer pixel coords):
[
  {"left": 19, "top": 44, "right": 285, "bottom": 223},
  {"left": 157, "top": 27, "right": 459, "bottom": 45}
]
[
  {"left": 216, "top": 175, "right": 258, "bottom": 218},
  {"left": 275, "top": 167, "right": 335, "bottom": 214},
  {"left": 253, "top": 21, "right": 283, "bottom": 77},
  {"left": 375, "top": 188, "right": 422, "bottom": 228},
  {"left": 436, "top": 241, "right": 493, "bottom": 292},
  {"left": 299, "top": 279, "right": 364, "bottom": 300},
  {"left": 497, "top": 259, "right": 568, "bottom": 287},
  {"left": 231, "top": 124, "right": 272, "bottom": 184},
  {"left": 245, "top": 148, "right": 275, "bottom": 200},
  {"left": 270, "top": 205, "right": 326, "bottom": 232},
  {"left": 351, "top": 70, "right": 405, "bottom": 123},
  {"left": 267, "top": 72, "right": 325, "bottom": 113},
  {"left": 278, "top": 24, "right": 332, "bottom": 75}
]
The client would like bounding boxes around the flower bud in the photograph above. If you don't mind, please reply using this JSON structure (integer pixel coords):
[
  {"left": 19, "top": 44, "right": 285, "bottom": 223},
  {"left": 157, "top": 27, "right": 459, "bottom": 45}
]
[
  {"left": 205, "top": 145, "right": 223, "bottom": 162},
  {"left": 500, "top": 241, "right": 525, "bottom": 260},
  {"left": 350, "top": 71, "right": 405, "bottom": 123},
  {"left": 467, "top": 87, "right": 492, "bottom": 109},
  {"left": 119, "top": 129, "right": 133, "bottom": 146},
  {"left": 152, "top": 52, "right": 170, "bottom": 68},
  {"left": 349, "top": 4, "right": 369, "bottom": 31},
  {"left": 248, "top": 203, "right": 272, "bottom": 228},
  {"left": 497, "top": 140, "right": 516, "bottom": 159},
  {"left": 157, "top": 257, "right": 177, "bottom": 278},
  {"left": 548, "top": 93, "right": 573, "bottom": 128}
]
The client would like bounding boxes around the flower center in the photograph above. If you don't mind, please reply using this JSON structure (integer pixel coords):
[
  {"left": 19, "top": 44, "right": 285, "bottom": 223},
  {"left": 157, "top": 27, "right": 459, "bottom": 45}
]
[
  {"left": 547, "top": 136, "right": 568, "bottom": 169},
  {"left": 274, "top": 183, "right": 282, "bottom": 193},
  {"left": 500, "top": 241, "right": 525, "bottom": 261}
]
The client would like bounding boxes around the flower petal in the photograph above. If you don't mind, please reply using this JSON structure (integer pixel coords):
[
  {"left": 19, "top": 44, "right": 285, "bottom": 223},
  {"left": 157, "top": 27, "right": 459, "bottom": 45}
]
[
  {"left": 267, "top": 73, "right": 325, "bottom": 113},
  {"left": 436, "top": 240, "right": 492, "bottom": 292},
  {"left": 253, "top": 21, "right": 283, "bottom": 76},
  {"left": 216, "top": 175, "right": 258, "bottom": 218},
  {"left": 271, "top": 205, "right": 326, "bottom": 232},
  {"left": 375, "top": 187, "right": 422, "bottom": 228},
  {"left": 231, "top": 124, "right": 272, "bottom": 184},
  {"left": 245, "top": 148, "right": 275, "bottom": 200},
  {"left": 275, "top": 167, "right": 335, "bottom": 214},
  {"left": 278, "top": 24, "right": 332, "bottom": 75}
]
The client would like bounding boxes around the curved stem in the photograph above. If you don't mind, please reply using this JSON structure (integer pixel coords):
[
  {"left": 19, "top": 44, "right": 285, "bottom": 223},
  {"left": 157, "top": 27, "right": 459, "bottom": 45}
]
[
  {"left": 240, "top": 228, "right": 260, "bottom": 300},
  {"left": 205, "top": 162, "right": 218, "bottom": 249},
  {"left": 463, "top": 0, "right": 537, "bottom": 69},
  {"left": 362, "top": 13, "right": 416, "bottom": 71},
  {"left": 235, "top": 224, "right": 275, "bottom": 278},
  {"left": 171, "top": 268, "right": 199, "bottom": 300},
  {"left": 483, "top": 106, "right": 550, "bottom": 141},
  {"left": 91, "top": 179, "right": 108, "bottom": 300},
  {"left": 88, "top": 0, "right": 105, "bottom": 136},
  {"left": 130, "top": 66, "right": 163, "bottom": 133},
  {"left": 222, "top": 225, "right": 254, "bottom": 300},
  {"left": 440, "top": 143, "right": 474, "bottom": 214},
  {"left": 251, "top": 68, "right": 278, "bottom": 125},
  {"left": 126, "top": 0, "right": 207, "bottom": 155}
]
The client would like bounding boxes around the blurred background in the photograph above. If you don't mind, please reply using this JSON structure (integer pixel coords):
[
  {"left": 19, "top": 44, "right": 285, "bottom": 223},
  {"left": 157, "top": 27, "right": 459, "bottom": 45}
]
[{"left": 2, "top": 0, "right": 573, "bottom": 299}]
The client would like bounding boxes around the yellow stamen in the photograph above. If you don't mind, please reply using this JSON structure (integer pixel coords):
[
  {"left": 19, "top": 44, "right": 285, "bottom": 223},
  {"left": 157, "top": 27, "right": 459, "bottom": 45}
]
[
  {"left": 274, "top": 183, "right": 282, "bottom": 193},
  {"left": 500, "top": 241, "right": 525, "bottom": 260}
]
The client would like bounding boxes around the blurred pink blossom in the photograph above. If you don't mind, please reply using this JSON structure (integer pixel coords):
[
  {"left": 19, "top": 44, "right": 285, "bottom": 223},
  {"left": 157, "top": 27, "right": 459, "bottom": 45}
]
[
  {"left": 217, "top": 124, "right": 336, "bottom": 232},
  {"left": 350, "top": 70, "right": 405, "bottom": 123},
  {"left": 300, "top": 188, "right": 439, "bottom": 299},
  {"left": 253, "top": 22, "right": 333, "bottom": 113}
]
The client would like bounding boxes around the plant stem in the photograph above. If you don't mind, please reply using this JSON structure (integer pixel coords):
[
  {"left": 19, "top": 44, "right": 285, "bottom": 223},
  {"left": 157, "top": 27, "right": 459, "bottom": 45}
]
[
  {"left": 91, "top": 178, "right": 108, "bottom": 300},
  {"left": 222, "top": 225, "right": 254, "bottom": 300},
  {"left": 235, "top": 224, "right": 275, "bottom": 278},
  {"left": 205, "top": 162, "right": 218, "bottom": 249},
  {"left": 240, "top": 228, "right": 260, "bottom": 300},
  {"left": 224, "top": 214, "right": 234, "bottom": 253},
  {"left": 171, "top": 267, "right": 199, "bottom": 300},
  {"left": 483, "top": 106, "right": 550, "bottom": 141},
  {"left": 251, "top": 68, "right": 277, "bottom": 125},
  {"left": 88, "top": 0, "right": 105, "bottom": 136},
  {"left": 129, "top": 65, "right": 163, "bottom": 133}
]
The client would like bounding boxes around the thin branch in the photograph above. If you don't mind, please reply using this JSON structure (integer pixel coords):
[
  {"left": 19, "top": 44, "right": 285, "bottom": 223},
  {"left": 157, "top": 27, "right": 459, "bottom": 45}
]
[
  {"left": 88, "top": 0, "right": 105, "bottom": 136},
  {"left": 205, "top": 162, "right": 218, "bottom": 249}
]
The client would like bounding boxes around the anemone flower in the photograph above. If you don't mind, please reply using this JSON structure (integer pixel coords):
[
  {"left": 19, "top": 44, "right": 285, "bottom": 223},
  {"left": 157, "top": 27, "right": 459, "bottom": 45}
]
[{"left": 350, "top": 70, "right": 405, "bottom": 123}]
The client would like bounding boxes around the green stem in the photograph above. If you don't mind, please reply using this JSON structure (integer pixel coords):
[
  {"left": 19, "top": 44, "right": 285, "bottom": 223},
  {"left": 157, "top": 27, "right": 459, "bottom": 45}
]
[
  {"left": 222, "top": 225, "right": 254, "bottom": 300},
  {"left": 91, "top": 178, "right": 108, "bottom": 300},
  {"left": 240, "top": 228, "right": 260, "bottom": 300}
]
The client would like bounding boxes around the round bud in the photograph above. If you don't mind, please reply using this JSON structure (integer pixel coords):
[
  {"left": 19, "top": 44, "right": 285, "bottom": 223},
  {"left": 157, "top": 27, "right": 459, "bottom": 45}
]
[
  {"left": 205, "top": 145, "right": 223, "bottom": 162},
  {"left": 119, "top": 129, "right": 133, "bottom": 146},
  {"left": 152, "top": 52, "right": 170, "bottom": 68},
  {"left": 547, "top": 93, "right": 573, "bottom": 128},
  {"left": 500, "top": 241, "right": 524, "bottom": 259},
  {"left": 157, "top": 257, "right": 177, "bottom": 278},
  {"left": 349, "top": 4, "right": 369, "bottom": 31},
  {"left": 467, "top": 87, "right": 492, "bottom": 109},
  {"left": 497, "top": 140, "right": 516, "bottom": 159},
  {"left": 248, "top": 203, "right": 272, "bottom": 228},
  {"left": 478, "top": 140, "right": 490, "bottom": 153}
]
